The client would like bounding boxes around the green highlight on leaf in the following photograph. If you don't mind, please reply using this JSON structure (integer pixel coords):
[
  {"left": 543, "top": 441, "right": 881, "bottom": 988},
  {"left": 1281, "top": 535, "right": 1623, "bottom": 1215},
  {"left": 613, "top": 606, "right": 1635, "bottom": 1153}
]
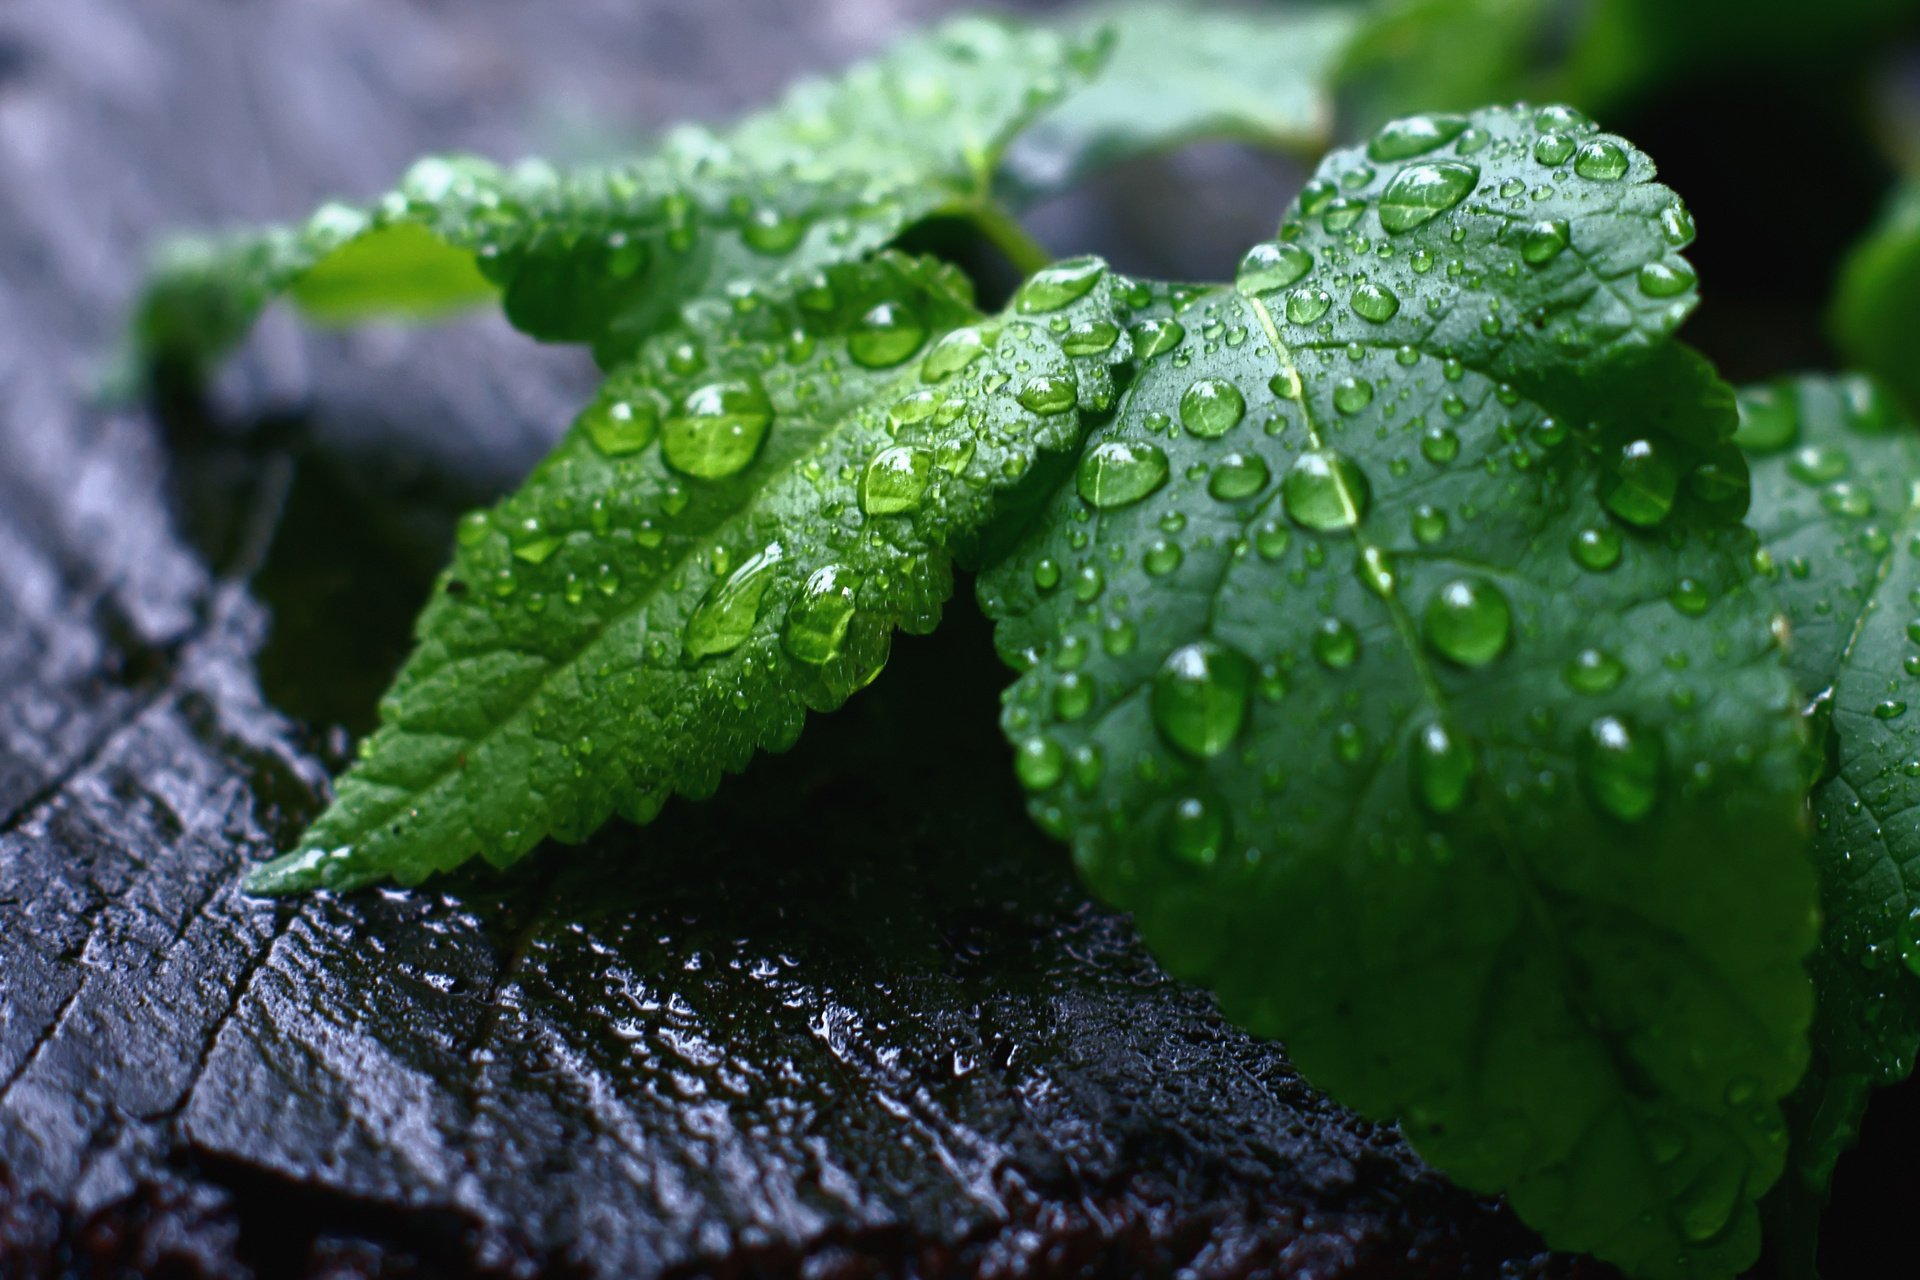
[
  {"left": 1739, "top": 375, "right": 1920, "bottom": 1268},
  {"left": 1831, "top": 183, "right": 1920, "bottom": 421},
  {"left": 980, "top": 105, "right": 1816, "bottom": 1280}
]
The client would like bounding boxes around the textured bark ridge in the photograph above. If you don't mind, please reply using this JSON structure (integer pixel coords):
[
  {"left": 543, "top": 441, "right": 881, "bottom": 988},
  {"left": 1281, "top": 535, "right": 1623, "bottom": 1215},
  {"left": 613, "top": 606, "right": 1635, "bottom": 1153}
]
[{"left": 0, "top": 2, "right": 1604, "bottom": 1276}]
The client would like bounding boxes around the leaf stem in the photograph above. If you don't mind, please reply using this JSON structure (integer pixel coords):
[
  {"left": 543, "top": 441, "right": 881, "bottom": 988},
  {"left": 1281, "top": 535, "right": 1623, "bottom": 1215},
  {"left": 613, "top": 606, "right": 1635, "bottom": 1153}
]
[{"left": 969, "top": 200, "right": 1054, "bottom": 277}]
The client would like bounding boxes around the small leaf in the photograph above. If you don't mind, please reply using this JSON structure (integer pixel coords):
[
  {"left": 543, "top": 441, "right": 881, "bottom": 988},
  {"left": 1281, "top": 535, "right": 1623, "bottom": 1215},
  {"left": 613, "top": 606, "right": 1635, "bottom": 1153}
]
[
  {"left": 980, "top": 105, "right": 1815, "bottom": 1279},
  {"left": 1002, "top": 1, "right": 1359, "bottom": 195},
  {"left": 120, "top": 17, "right": 1104, "bottom": 383},
  {"left": 1741, "top": 375, "right": 1920, "bottom": 1220},
  {"left": 247, "top": 252, "right": 1135, "bottom": 893}
]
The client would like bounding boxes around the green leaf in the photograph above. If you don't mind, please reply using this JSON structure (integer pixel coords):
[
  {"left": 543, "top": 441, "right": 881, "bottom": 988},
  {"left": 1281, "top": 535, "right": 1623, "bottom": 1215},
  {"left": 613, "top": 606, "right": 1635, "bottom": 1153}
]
[
  {"left": 246, "top": 251, "right": 1136, "bottom": 893},
  {"left": 1001, "top": 1, "right": 1360, "bottom": 195},
  {"left": 119, "top": 16, "right": 1103, "bottom": 383},
  {"left": 1832, "top": 183, "right": 1920, "bottom": 421},
  {"left": 1740, "top": 375, "right": 1920, "bottom": 1214},
  {"left": 979, "top": 105, "right": 1815, "bottom": 1279}
]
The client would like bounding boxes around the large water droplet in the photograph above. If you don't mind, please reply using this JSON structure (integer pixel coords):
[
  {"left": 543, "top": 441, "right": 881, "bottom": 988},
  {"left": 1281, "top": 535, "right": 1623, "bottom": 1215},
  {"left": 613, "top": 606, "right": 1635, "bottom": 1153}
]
[
  {"left": 1424, "top": 577, "right": 1512, "bottom": 667},
  {"left": 1413, "top": 721, "right": 1476, "bottom": 813},
  {"left": 1181, "top": 379, "right": 1246, "bottom": 437},
  {"left": 1574, "top": 140, "right": 1629, "bottom": 181},
  {"left": 1368, "top": 113, "right": 1470, "bottom": 162},
  {"left": 1638, "top": 261, "right": 1697, "bottom": 298},
  {"left": 1018, "top": 373, "right": 1078, "bottom": 416},
  {"left": 580, "top": 395, "right": 659, "bottom": 457},
  {"left": 1015, "top": 735, "right": 1064, "bottom": 790},
  {"left": 1333, "top": 377, "right": 1375, "bottom": 415},
  {"left": 1601, "top": 438, "right": 1679, "bottom": 527},
  {"left": 1350, "top": 283, "right": 1400, "bottom": 323},
  {"left": 1060, "top": 319, "right": 1120, "bottom": 356},
  {"left": 686, "top": 543, "right": 784, "bottom": 659},
  {"left": 921, "top": 325, "right": 990, "bottom": 383},
  {"left": 783, "top": 564, "right": 858, "bottom": 665},
  {"left": 1207, "top": 451, "right": 1271, "bottom": 501},
  {"left": 848, "top": 301, "right": 927, "bottom": 368},
  {"left": 1283, "top": 450, "right": 1372, "bottom": 531},
  {"left": 1131, "top": 318, "right": 1185, "bottom": 359},
  {"left": 1521, "top": 219, "right": 1570, "bottom": 266},
  {"left": 1152, "top": 641, "right": 1254, "bottom": 758},
  {"left": 740, "top": 206, "right": 806, "bottom": 255},
  {"left": 663, "top": 378, "right": 774, "bottom": 479},
  {"left": 859, "top": 445, "right": 934, "bottom": 515},
  {"left": 1078, "top": 440, "right": 1169, "bottom": 509},
  {"left": 1015, "top": 256, "right": 1106, "bottom": 313},
  {"left": 1378, "top": 162, "right": 1480, "bottom": 234},
  {"left": 1285, "top": 288, "right": 1332, "bottom": 324},
  {"left": 1236, "top": 242, "right": 1313, "bottom": 295},
  {"left": 1572, "top": 526, "right": 1623, "bottom": 571},
  {"left": 1580, "top": 714, "right": 1662, "bottom": 821}
]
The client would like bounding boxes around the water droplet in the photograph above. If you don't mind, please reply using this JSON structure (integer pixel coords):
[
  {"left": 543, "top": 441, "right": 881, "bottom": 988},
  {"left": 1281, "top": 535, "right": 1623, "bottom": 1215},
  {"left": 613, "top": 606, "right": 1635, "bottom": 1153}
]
[
  {"left": 1015, "top": 256, "right": 1106, "bottom": 313},
  {"left": 1208, "top": 451, "right": 1271, "bottom": 501},
  {"left": 1573, "top": 140, "right": 1629, "bottom": 181},
  {"left": 1131, "top": 317, "right": 1185, "bottom": 359},
  {"left": 1421, "top": 426, "right": 1460, "bottom": 464},
  {"left": 774, "top": 573, "right": 866, "bottom": 681},
  {"left": 1283, "top": 450, "right": 1372, "bottom": 531},
  {"left": 1061, "top": 319, "right": 1120, "bottom": 356},
  {"left": 1350, "top": 283, "right": 1400, "bottom": 323},
  {"left": 663, "top": 379, "right": 774, "bottom": 479},
  {"left": 1424, "top": 577, "right": 1512, "bottom": 667},
  {"left": 1143, "top": 537, "right": 1184, "bottom": 576},
  {"left": 740, "top": 206, "right": 805, "bottom": 255},
  {"left": 1333, "top": 377, "right": 1375, "bottom": 415},
  {"left": 1378, "top": 161, "right": 1480, "bottom": 233},
  {"left": 1152, "top": 641, "right": 1253, "bottom": 758},
  {"left": 1167, "top": 794, "right": 1227, "bottom": 867},
  {"left": 1018, "top": 373, "right": 1078, "bottom": 416},
  {"left": 1601, "top": 438, "right": 1679, "bottom": 527},
  {"left": 1368, "top": 113, "right": 1470, "bottom": 162},
  {"left": 1533, "top": 132, "right": 1575, "bottom": 166},
  {"left": 859, "top": 445, "right": 934, "bottom": 515},
  {"left": 1181, "top": 379, "right": 1246, "bottom": 437},
  {"left": 1638, "top": 261, "right": 1697, "bottom": 298},
  {"left": 686, "top": 543, "right": 784, "bottom": 659},
  {"left": 1078, "top": 440, "right": 1169, "bottom": 509},
  {"left": 1413, "top": 721, "right": 1476, "bottom": 813},
  {"left": 1580, "top": 714, "right": 1662, "bottom": 821},
  {"left": 1412, "top": 504, "right": 1448, "bottom": 544},
  {"left": 1572, "top": 526, "right": 1623, "bottom": 571},
  {"left": 1670, "top": 577, "right": 1710, "bottom": 616},
  {"left": 1313, "top": 618, "right": 1360, "bottom": 669},
  {"left": 921, "top": 325, "right": 990, "bottom": 382},
  {"left": 1660, "top": 204, "right": 1697, "bottom": 248},
  {"left": 848, "top": 301, "right": 927, "bottom": 368},
  {"left": 1520, "top": 219, "right": 1570, "bottom": 266},
  {"left": 1565, "top": 648, "right": 1626, "bottom": 694},
  {"left": 1015, "top": 735, "right": 1064, "bottom": 790},
  {"left": 580, "top": 396, "right": 659, "bottom": 457},
  {"left": 1822, "top": 482, "right": 1875, "bottom": 518},
  {"left": 1874, "top": 699, "right": 1908, "bottom": 720},
  {"left": 1322, "top": 197, "right": 1367, "bottom": 231},
  {"left": 1285, "top": 287, "right": 1333, "bottom": 324},
  {"left": 1236, "top": 242, "right": 1313, "bottom": 295}
]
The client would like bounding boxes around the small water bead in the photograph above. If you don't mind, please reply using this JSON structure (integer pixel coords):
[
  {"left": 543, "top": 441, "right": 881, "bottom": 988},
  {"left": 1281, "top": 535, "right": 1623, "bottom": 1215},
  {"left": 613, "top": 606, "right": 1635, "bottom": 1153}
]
[
  {"left": 1789, "top": 444, "right": 1850, "bottom": 484},
  {"left": 1821, "top": 482, "right": 1876, "bottom": 518},
  {"left": 1208, "top": 452, "right": 1271, "bottom": 501},
  {"left": 1670, "top": 577, "right": 1710, "bottom": 616},
  {"left": 859, "top": 446, "right": 934, "bottom": 515},
  {"left": 1350, "top": 283, "right": 1401, "bottom": 323},
  {"left": 1424, "top": 577, "right": 1512, "bottom": 667},
  {"left": 663, "top": 378, "right": 775, "bottom": 479},
  {"left": 456, "top": 510, "right": 492, "bottom": 548},
  {"left": 1018, "top": 373, "right": 1078, "bottom": 416},
  {"left": 740, "top": 205, "right": 806, "bottom": 255},
  {"left": 920, "top": 325, "right": 990, "bottom": 383},
  {"left": 1412, "top": 504, "right": 1448, "bottom": 544},
  {"left": 1284, "top": 450, "right": 1373, "bottom": 531},
  {"left": 1572, "top": 526, "right": 1623, "bottom": 571},
  {"left": 1520, "top": 219, "right": 1570, "bottom": 266},
  {"left": 1131, "top": 318, "right": 1186, "bottom": 359},
  {"left": 1638, "top": 260, "right": 1697, "bottom": 298},
  {"left": 848, "top": 301, "right": 928, "bottom": 368},
  {"left": 1573, "top": 140, "right": 1629, "bottom": 181},
  {"left": 1368, "top": 112, "right": 1471, "bottom": 162},
  {"left": 1580, "top": 714, "right": 1663, "bottom": 821},
  {"left": 1565, "top": 648, "right": 1626, "bottom": 695},
  {"left": 1413, "top": 721, "right": 1477, "bottom": 814},
  {"left": 1255, "top": 521, "right": 1292, "bottom": 560},
  {"left": 1333, "top": 377, "right": 1375, "bottom": 415},
  {"left": 1601, "top": 438, "right": 1680, "bottom": 527},
  {"left": 1660, "top": 204, "right": 1697, "bottom": 248},
  {"left": 1285, "top": 288, "right": 1333, "bottom": 324},
  {"left": 1143, "top": 538, "right": 1184, "bottom": 576},
  {"left": 1313, "top": 618, "right": 1360, "bottom": 669},
  {"left": 1054, "top": 672, "right": 1094, "bottom": 721},
  {"left": 1101, "top": 617, "right": 1137, "bottom": 656},
  {"left": 1060, "top": 319, "right": 1120, "bottom": 356},
  {"left": 1072, "top": 564, "right": 1105, "bottom": 603},
  {"left": 685, "top": 543, "right": 785, "bottom": 659},
  {"left": 1236, "top": 242, "right": 1314, "bottom": 295},
  {"left": 1533, "top": 133, "right": 1575, "bottom": 166},
  {"left": 1078, "top": 440, "right": 1170, "bottom": 509},
  {"left": 1875, "top": 699, "right": 1908, "bottom": 720},
  {"left": 1378, "top": 161, "right": 1480, "bottom": 233},
  {"left": 1421, "top": 426, "right": 1461, "bottom": 464},
  {"left": 1181, "top": 379, "right": 1246, "bottom": 437},
  {"left": 1033, "top": 558, "right": 1062, "bottom": 591},
  {"left": 1454, "top": 125, "right": 1492, "bottom": 154},
  {"left": 1015, "top": 735, "right": 1065, "bottom": 791},
  {"left": 581, "top": 396, "right": 659, "bottom": 457},
  {"left": 783, "top": 565, "right": 859, "bottom": 665},
  {"left": 1015, "top": 256, "right": 1107, "bottom": 313},
  {"left": 1152, "top": 641, "right": 1254, "bottom": 758},
  {"left": 1167, "top": 795, "right": 1228, "bottom": 868}
]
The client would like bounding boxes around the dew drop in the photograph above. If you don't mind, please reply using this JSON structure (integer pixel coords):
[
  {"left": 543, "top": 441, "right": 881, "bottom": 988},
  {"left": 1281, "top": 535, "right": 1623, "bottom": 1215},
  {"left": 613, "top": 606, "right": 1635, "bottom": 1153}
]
[
  {"left": 1285, "top": 287, "right": 1333, "bottom": 324},
  {"left": 1235, "top": 242, "right": 1314, "bottom": 295},
  {"left": 580, "top": 396, "right": 659, "bottom": 457},
  {"left": 1350, "top": 283, "right": 1401, "bottom": 323},
  {"left": 859, "top": 445, "right": 934, "bottom": 515},
  {"left": 1533, "top": 132, "right": 1575, "bottom": 166},
  {"left": 921, "top": 325, "right": 990, "bottom": 383},
  {"left": 1015, "top": 256, "right": 1107, "bottom": 313},
  {"left": 1413, "top": 721, "right": 1477, "bottom": 814},
  {"left": 1167, "top": 794, "right": 1228, "bottom": 867},
  {"left": 1131, "top": 317, "right": 1186, "bottom": 359},
  {"left": 1078, "top": 440, "right": 1170, "bottom": 509},
  {"left": 1572, "top": 526, "right": 1623, "bottom": 571},
  {"left": 740, "top": 206, "right": 806, "bottom": 255},
  {"left": 1015, "top": 735, "right": 1064, "bottom": 790},
  {"left": 1181, "top": 379, "right": 1246, "bottom": 437},
  {"left": 1520, "top": 219, "right": 1570, "bottom": 266},
  {"left": 1152, "top": 641, "right": 1254, "bottom": 758},
  {"left": 1574, "top": 140, "right": 1629, "bottom": 181},
  {"left": 1580, "top": 714, "right": 1663, "bottom": 821},
  {"left": 1060, "top": 319, "right": 1120, "bottom": 356},
  {"left": 663, "top": 378, "right": 774, "bottom": 479},
  {"left": 1421, "top": 426, "right": 1461, "bottom": 464},
  {"left": 1565, "top": 648, "right": 1626, "bottom": 695},
  {"left": 1283, "top": 450, "right": 1372, "bottom": 531},
  {"left": 1637, "top": 261, "right": 1697, "bottom": 298},
  {"left": 1207, "top": 451, "right": 1271, "bottom": 501},
  {"left": 1424, "top": 577, "right": 1512, "bottom": 667},
  {"left": 1018, "top": 373, "right": 1078, "bottom": 416},
  {"left": 1601, "top": 438, "right": 1679, "bottom": 527},
  {"left": 1313, "top": 618, "right": 1360, "bottom": 669},
  {"left": 686, "top": 542, "right": 784, "bottom": 659},
  {"left": 848, "top": 301, "right": 928, "bottom": 368},
  {"left": 1378, "top": 161, "right": 1480, "bottom": 233},
  {"left": 783, "top": 565, "right": 859, "bottom": 665},
  {"left": 1333, "top": 377, "right": 1375, "bottom": 415},
  {"left": 1368, "top": 113, "right": 1470, "bottom": 162}
]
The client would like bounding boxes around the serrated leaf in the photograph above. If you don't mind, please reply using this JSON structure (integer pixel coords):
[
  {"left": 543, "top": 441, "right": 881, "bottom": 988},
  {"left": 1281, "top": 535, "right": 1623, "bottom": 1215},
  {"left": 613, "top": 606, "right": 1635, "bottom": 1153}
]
[
  {"left": 1739, "top": 376, "right": 1920, "bottom": 1220},
  {"left": 120, "top": 16, "right": 1103, "bottom": 384},
  {"left": 247, "top": 252, "right": 1135, "bottom": 893},
  {"left": 979, "top": 105, "right": 1815, "bottom": 1279},
  {"left": 1001, "top": 1, "right": 1359, "bottom": 196}
]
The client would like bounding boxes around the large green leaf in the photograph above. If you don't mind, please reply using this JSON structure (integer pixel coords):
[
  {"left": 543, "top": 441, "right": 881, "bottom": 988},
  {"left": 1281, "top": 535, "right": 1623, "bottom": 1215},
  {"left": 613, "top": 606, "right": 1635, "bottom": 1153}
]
[
  {"left": 1002, "top": 1, "right": 1359, "bottom": 195},
  {"left": 121, "top": 16, "right": 1103, "bottom": 382},
  {"left": 979, "top": 105, "right": 1815, "bottom": 1279},
  {"left": 1740, "top": 375, "right": 1920, "bottom": 1240},
  {"left": 249, "top": 252, "right": 1135, "bottom": 892}
]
